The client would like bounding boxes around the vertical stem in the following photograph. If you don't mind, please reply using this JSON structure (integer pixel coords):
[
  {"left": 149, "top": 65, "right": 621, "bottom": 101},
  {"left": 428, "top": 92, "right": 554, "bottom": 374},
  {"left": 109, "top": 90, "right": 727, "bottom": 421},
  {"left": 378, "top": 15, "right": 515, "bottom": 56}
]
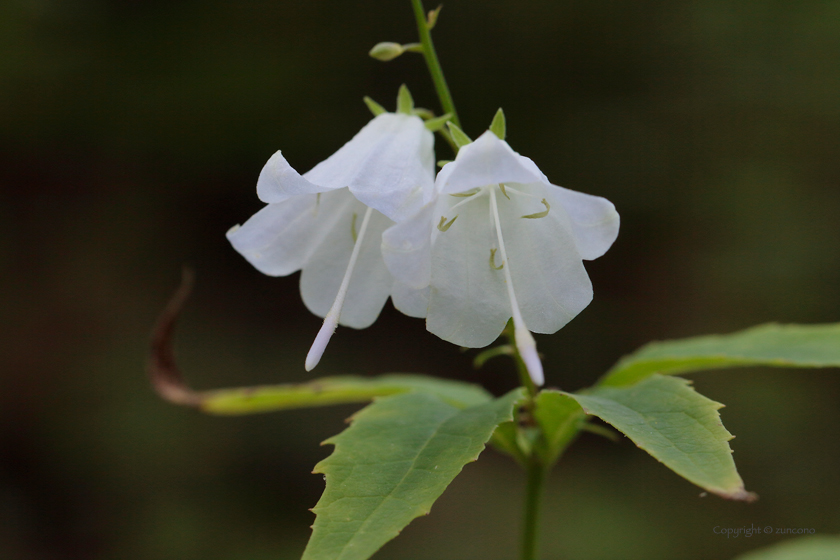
[
  {"left": 521, "top": 458, "right": 547, "bottom": 560},
  {"left": 410, "top": 0, "right": 461, "bottom": 127}
]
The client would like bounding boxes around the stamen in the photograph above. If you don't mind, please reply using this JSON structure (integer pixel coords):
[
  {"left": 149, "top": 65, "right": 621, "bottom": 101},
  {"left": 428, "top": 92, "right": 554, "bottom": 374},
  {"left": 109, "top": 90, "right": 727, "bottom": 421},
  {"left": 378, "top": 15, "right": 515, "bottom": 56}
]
[
  {"left": 489, "top": 248, "right": 504, "bottom": 270},
  {"left": 439, "top": 186, "right": 489, "bottom": 233},
  {"left": 450, "top": 188, "right": 480, "bottom": 198},
  {"left": 488, "top": 188, "right": 544, "bottom": 386},
  {"left": 498, "top": 183, "right": 510, "bottom": 200},
  {"left": 504, "top": 186, "right": 540, "bottom": 200},
  {"left": 305, "top": 205, "right": 374, "bottom": 371},
  {"left": 350, "top": 212, "right": 358, "bottom": 242},
  {"left": 437, "top": 215, "right": 458, "bottom": 231},
  {"left": 521, "top": 198, "right": 550, "bottom": 219},
  {"left": 313, "top": 193, "right": 321, "bottom": 216}
]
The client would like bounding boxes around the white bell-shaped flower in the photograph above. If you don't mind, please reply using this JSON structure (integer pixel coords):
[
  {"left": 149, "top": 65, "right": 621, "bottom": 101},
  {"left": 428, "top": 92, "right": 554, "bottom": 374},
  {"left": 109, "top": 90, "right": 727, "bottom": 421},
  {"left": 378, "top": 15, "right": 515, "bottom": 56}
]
[
  {"left": 382, "top": 130, "right": 619, "bottom": 385},
  {"left": 228, "top": 112, "right": 435, "bottom": 370}
]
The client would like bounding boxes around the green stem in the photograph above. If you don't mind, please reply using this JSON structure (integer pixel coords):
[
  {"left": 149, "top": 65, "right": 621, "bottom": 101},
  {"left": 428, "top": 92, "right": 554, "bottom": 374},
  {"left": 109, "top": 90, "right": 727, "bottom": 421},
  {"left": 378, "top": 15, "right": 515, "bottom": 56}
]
[
  {"left": 410, "top": 0, "right": 460, "bottom": 127},
  {"left": 521, "top": 457, "right": 547, "bottom": 560}
]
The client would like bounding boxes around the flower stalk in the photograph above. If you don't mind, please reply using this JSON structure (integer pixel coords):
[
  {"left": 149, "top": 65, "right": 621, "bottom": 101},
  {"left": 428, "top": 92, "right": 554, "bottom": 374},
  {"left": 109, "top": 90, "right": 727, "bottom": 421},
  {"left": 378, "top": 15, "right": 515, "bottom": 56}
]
[{"left": 411, "top": 0, "right": 460, "bottom": 128}]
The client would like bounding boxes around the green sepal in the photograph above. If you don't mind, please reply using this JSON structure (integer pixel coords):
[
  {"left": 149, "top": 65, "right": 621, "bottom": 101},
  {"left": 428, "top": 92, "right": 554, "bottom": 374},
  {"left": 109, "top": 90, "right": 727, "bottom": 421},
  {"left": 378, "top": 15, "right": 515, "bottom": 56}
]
[
  {"left": 437, "top": 159, "right": 453, "bottom": 168},
  {"left": 424, "top": 113, "right": 453, "bottom": 132},
  {"left": 363, "top": 96, "right": 387, "bottom": 117},
  {"left": 412, "top": 107, "right": 435, "bottom": 119},
  {"left": 446, "top": 122, "right": 472, "bottom": 148},
  {"left": 396, "top": 84, "right": 414, "bottom": 115},
  {"left": 489, "top": 108, "right": 506, "bottom": 139}
]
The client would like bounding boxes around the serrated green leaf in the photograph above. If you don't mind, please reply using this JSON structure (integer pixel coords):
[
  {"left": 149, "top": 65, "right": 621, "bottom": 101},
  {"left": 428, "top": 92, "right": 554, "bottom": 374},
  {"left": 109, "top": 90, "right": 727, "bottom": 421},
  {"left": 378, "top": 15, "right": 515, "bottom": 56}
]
[
  {"left": 198, "top": 374, "right": 491, "bottom": 415},
  {"left": 533, "top": 390, "right": 585, "bottom": 466},
  {"left": 567, "top": 375, "right": 756, "bottom": 501},
  {"left": 303, "top": 389, "right": 525, "bottom": 560},
  {"left": 363, "top": 96, "right": 387, "bottom": 117},
  {"left": 396, "top": 84, "right": 414, "bottom": 115},
  {"left": 446, "top": 122, "right": 472, "bottom": 148},
  {"left": 489, "top": 108, "right": 506, "bottom": 139},
  {"left": 601, "top": 323, "right": 840, "bottom": 387},
  {"left": 733, "top": 536, "right": 840, "bottom": 560}
]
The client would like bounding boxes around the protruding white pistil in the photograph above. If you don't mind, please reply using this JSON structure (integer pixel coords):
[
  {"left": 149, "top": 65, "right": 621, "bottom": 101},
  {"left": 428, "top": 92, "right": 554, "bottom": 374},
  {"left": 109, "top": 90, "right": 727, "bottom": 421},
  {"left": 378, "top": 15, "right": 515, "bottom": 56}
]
[
  {"left": 489, "top": 187, "right": 545, "bottom": 386},
  {"left": 305, "top": 205, "right": 374, "bottom": 371}
]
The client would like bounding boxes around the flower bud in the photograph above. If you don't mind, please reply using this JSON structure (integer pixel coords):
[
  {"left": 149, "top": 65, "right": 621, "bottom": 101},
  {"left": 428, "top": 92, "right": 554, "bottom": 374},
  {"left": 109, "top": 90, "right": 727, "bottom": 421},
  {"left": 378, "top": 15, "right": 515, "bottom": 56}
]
[{"left": 369, "top": 42, "right": 405, "bottom": 62}]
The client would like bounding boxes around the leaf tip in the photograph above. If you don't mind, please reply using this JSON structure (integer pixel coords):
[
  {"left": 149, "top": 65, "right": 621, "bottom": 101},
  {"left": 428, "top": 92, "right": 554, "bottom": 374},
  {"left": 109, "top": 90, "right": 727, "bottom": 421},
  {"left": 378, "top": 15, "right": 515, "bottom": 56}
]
[
  {"left": 737, "top": 490, "right": 760, "bottom": 503},
  {"left": 147, "top": 267, "right": 202, "bottom": 408},
  {"left": 714, "top": 487, "right": 759, "bottom": 503}
]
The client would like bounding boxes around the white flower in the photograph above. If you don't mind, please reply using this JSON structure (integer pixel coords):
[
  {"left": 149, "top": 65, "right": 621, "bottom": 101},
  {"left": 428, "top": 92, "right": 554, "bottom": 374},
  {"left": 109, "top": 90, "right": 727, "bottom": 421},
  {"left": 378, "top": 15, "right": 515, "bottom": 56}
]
[
  {"left": 227, "top": 112, "right": 435, "bottom": 370},
  {"left": 382, "top": 130, "right": 619, "bottom": 385}
]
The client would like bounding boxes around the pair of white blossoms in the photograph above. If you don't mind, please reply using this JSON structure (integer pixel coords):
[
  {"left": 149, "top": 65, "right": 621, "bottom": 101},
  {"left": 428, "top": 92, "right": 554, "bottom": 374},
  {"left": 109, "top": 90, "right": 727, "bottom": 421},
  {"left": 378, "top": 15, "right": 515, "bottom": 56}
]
[{"left": 227, "top": 111, "right": 619, "bottom": 386}]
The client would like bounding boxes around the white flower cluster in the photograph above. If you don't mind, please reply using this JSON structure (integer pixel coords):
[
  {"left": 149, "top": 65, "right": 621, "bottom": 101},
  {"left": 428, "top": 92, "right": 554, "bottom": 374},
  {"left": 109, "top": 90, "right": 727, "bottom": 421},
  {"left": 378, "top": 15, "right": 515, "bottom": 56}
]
[{"left": 228, "top": 105, "right": 619, "bottom": 385}]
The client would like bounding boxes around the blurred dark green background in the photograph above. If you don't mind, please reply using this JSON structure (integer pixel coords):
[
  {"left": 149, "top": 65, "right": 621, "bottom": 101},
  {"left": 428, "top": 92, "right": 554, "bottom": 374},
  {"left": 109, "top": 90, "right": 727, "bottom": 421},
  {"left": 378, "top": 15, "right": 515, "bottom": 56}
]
[{"left": 2, "top": 0, "right": 839, "bottom": 558}]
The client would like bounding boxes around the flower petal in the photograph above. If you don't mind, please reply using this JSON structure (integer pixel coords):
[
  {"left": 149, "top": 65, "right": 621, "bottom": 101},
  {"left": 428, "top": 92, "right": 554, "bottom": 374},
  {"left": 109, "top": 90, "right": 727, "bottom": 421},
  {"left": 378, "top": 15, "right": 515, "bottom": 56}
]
[
  {"left": 496, "top": 184, "right": 594, "bottom": 334},
  {"left": 306, "top": 113, "right": 435, "bottom": 222},
  {"left": 381, "top": 201, "right": 435, "bottom": 289},
  {"left": 436, "top": 131, "right": 544, "bottom": 195},
  {"left": 391, "top": 281, "right": 430, "bottom": 318},
  {"left": 426, "top": 193, "right": 511, "bottom": 347},
  {"left": 227, "top": 194, "right": 331, "bottom": 276},
  {"left": 256, "top": 114, "right": 434, "bottom": 221},
  {"left": 544, "top": 185, "right": 620, "bottom": 261},
  {"left": 299, "top": 193, "right": 394, "bottom": 329},
  {"left": 514, "top": 154, "right": 619, "bottom": 260},
  {"left": 256, "top": 151, "right": 326, "bottom": 204}
]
